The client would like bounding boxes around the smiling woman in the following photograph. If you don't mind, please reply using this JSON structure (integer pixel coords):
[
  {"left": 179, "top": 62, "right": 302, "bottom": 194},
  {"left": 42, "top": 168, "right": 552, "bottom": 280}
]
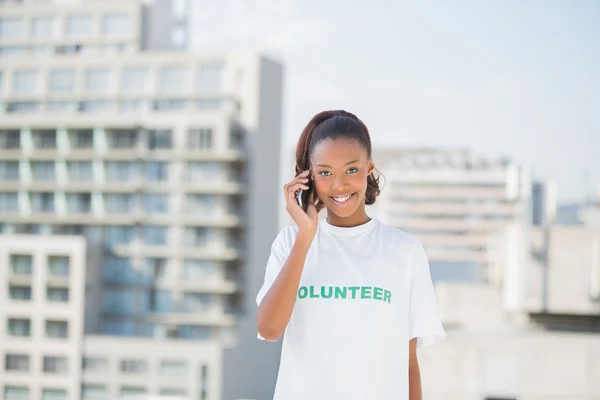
[{"left": 256, "top": 110, "right": 446, "bottom": 400}]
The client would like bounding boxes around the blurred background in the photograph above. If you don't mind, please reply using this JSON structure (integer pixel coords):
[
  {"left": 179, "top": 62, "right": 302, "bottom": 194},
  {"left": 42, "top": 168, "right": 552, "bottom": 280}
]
[{"left": 0, "top": 0, "right": 598, "bottom": 399}]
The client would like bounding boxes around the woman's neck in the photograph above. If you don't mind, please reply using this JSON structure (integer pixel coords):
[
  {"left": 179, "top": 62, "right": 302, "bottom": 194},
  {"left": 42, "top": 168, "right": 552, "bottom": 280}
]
[{"left": 325, "top": 207, "right": 371, "bottom": 228}]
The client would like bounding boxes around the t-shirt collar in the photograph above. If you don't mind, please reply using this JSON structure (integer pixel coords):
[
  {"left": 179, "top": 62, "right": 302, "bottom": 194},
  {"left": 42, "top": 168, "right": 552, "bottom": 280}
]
[{"left": 320, "top": 217, "right": 378, "bottom": 235}]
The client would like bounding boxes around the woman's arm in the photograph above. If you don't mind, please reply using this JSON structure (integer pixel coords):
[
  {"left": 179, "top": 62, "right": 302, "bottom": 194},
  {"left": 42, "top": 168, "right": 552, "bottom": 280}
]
[
  {"left": 257, "top": 231, "right": 314, "bottom": 341},
  {"left": 409, "top": 338, "right": 422, "bottom": 400}
]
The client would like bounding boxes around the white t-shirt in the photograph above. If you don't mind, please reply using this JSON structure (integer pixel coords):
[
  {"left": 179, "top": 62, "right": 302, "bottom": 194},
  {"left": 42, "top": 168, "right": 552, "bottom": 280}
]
[{"left": 256, "top": 217, "right": 446, "bottom": 400}]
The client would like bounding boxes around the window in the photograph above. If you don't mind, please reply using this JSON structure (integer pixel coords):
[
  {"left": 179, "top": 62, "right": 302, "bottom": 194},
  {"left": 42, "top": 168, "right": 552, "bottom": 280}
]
[
  {"left": 48, "top": 255, "right": 69, "bottom": 277},
  {"left": 9, "top": 285, "right": 32, "bottom": 300},
  {"left": 185, "top": 194, "right": 214, "bottom": 214},
  {"left": 82, "top": 357, "right": 108, "bottom": 373},
  {"left": 197, "top": 65, "right": 222, "bottom": 91},
  {"left": 13, "top": 69, "right": 38, "bottom": 94},
  {"left": 159, "top": 361, "right": 188, "bottom": 377},
  {"left": 143, "top": 225, "right": 168, "bottom": 246},
  {"left": 47, "top": 287, "right": 69, "bottom": 302},
  {"left": 49, "top": 69, "right": 75, "bottom": 93},
  {"left": 45, "top": 320, "right": 68, "bottom": 338},
  {"left": 0, "top": 192, "right": 19, "bottom": 213},
  {"left": 43, "top": 356, "right": 68, "bottom": 374},
  {"left": 5, "top": 354, "right": 29, "bottom": 371},
  {"left": 105, "top": 161, "right": 138, "bottom": 182},
  {"left": 145, "top": 161, "right": 168, "bottom": 182},
  {"left": 185, "top": 162, "right": 220, "bottom": 181},
  {"left": 0, "top": 18, "right": 23, "bottom": 38},
  {"left": 41, "top": 389, "right": 66, "bottom": 400},
  {"left": 10, "top": 254, "right": 32, "bottom": 276},
  {"left": 182, "top": 292, "right": 211, "bottom": 312},
  {"left": 105, "top": 193, "right": 134, "bottom": 214},
  {"left": 153, "top": 99, "right": 186, "bottom": 111},
  {"left": 31, "top": 16, "right": 55, "bottom": 37},
  {"left": 158, "top": 66, "right": 185, "bottom": 92},
  {"left": 143, "top": 258, "right": 168, "bottom": 282},
  {"left": 103, "top": 255, "right": 135, "bottom": 283},
  {"left": 160, "top": 388, "right": 186, "bottom": 397},
  {"left": 183, "top": 227, "right": 211, "bottom": 247},
  {"left": 71, "top": 129, "right": 94, "bottom": 148},
  {"left": 119, "top": 99, "right": 145, "bottom": 111},
  {"left": 120, "top": 360, "right": 147, "bottom": 374},
  {"left": 81, "top": 385, "right": 107, "bottom": 400},
  {"left": 120, "top": 387, "right": 146, "bottom": 398},
  {"left": 6, "top": 102, "right": 39, "bottom": 113},
  {"left": 101, "top": 320, "right": 133, "bottom": 336},
  {"left": 32, "top": 129, "right": 56, "bottom": 149},
  {"left": 183, "top": 259, "right": 217, "bottom": 280},
  {"left": 68, "top": 161, "right": 93, "bottom": 181},
  {"left": 188, "top": 128, "right": 213, "bottom": 149},
  {"left": 7, "top": 318, "right": 30, "bottom": 337},
  {"left": 85, "top": 69, "right": 110, "bottom": 93},
  {"left": 107, "top": 129, "right": 136, "bottom": 148},
  {"left": 30, "top": 192, "right": 55, "bottom": 212},
  {"left": 148, "top": 129, "right": 172, "bottom": 149},
  {"left": 66, "top": 192, "right": 92, "bottom": 213},
  {"left": 177, "top": 325, "right": 210, "bottom": 340},
  {"left": 147, "top": 289, "right": 171, "bottom": 313},
  {"left": 102, "top": 13, "right": 130, "bottom": 35},
  {"left": 66, "top": 15, "right": 92, "bottom": 36},
  {"left": 104, "top": 226, "right": 134, "bottom": 246},
  {"left": 4, "top": 386, "right": 29, "bottom": 400},
  {"left": 121, "top": 67, "right": 147, "bottom": 91},
  {"left": 196, "top": 98, "right": 222, "bottom": 110},
  {"left": 143, "top": 193, "right": 169, "bottom": 214},
  {"left": 0, "top": 130, "right": 20, "bottom": 149},
  {"left": 0, "top": 161, "right": 19, "bottom": 180},
  {"left": 47, "top": 101, "right": 77, "bottom": 112},
  {"left": 31, "top": 162, "right": 55, "bottom": 181},
  {"left": 103, "top": 289, "right": 135, "bottom": 314}
]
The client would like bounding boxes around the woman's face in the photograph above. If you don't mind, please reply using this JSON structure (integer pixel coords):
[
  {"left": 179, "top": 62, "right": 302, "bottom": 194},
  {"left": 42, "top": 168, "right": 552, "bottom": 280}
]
[{"left": 310, "top": 137, "right": 374, "bottom": 219}]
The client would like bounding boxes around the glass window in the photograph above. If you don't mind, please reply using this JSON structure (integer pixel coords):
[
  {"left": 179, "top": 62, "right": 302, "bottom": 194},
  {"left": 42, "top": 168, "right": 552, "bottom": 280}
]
[
  {"left": 13, "top": 69, "right": 38, "bottom": 94},
  {"left": 81, "top": 385, "right": 106, "bottom": 400},
  {"left": 121, "top": 67, "right": 147, "bottom": 91},
  {"left": 0, "top": 18, "right": 23, "bottom": 38},
  {"left": 32, "top": 129, "right": 56, "bottom": 149},
  {"left": 71, "top": 129, "right": 94, "bottom": 148},
  {"left": 185, "top": 162, "right": 220, "bottom": 181},
  {"left": 197, "top": 65, "right": 222, "bottom": 91},
  {"left": 143, "top": 258, "right": 168, "bottom": 282},
  {"left": 177, "top": 325, "right": 210, "bottom": 340},
  {"left": 159, "top": 361, "right": 188, "bottom": 377},
  {"left": 182, "top": 292, "right": 211, "bottom": 312},
  {"left": 31, "top": 16, "right": 55, "bottom": 37},
  {"left": 147, "top": 289, "right": 171, "bottom": 313},
  {"left": 68, "top": 161, "right": 93, "bottom": 181},
  {"left": 49, "top": 69, "right": 75, "bottom": 93},
  {"left": 104, "top": 193, "right": 134, "bottom": 214},
  {"left": 41, "top": 389, "right": 66, "bottom": 400},
  {"left": 107, "top": 129, "right": 136, "bottom": 148},
  {"left": 85, "top": 69, "right": 110, "bottom": 93},
  {"left": 105, "top": 161, "right": 138, "bottom": 182},
  {"left": 0, "top": 161, "right": 19, "bottom": 180},
  {"left": 46, "top": 101, "right": 77, "bottom": 112},
  {"left": 185, "top": 194, "right": 214, "bottom": 214},
  {"left": 9, "top": 285, "right": 32, "bottom": 300},
  {"left": 10, "top": 254, "right": 32, "bottom": 276},
  {"left": 4, "top": 386, "right": 29, "bottom": 400},
  {"left": 145, "top": 161, "right": 169, "bottom": 182},
  {"left": 120, "top": 387, "right": 146, "bottom": 398},
  {"left": 153, "top": 98, "right": 186, "bottom": 111},
  {"left": 143, "top": 194, "right": 168, "bottom": 214},
  {"left": 47, "top": 287, "right": 68, "bottom": 302},
  {"left": 148, "top": 129, "right": 172, "bottom": 149},
  {"left": 82, "top": 357, "right": 108, "bottom": 373},
  {"left": 31, "top": 162, "right": 55, "bottom": 181},
  {"left": 120, "top": 360, "right": 147, "bottom": 374},
  {"left": 102, "top": 13, "right": 130, "bottom": 35},
  {"left": 160, "top": 388, "right": 186, "bottom": 397},
  {"left": 103, "top": 225, "right": 134, "bottom": 247},
  {"left": 65, "top": 15, "right": 92, "bottom": 36},
  {"left": 48, "top": 255, "right": 69, "bottom": 277},
  {"left": 0, "top": 192, "right": 19, "bottom": 213},
  {"left": 101, "top": 320, "right": 133, "bottom": 336},
  {"left": 66, "top": 192, "right": 92, "bottom": 213},
  {"left": 183, "top": 227, "right": 211, "bottom": 247},
  {"left": 103, "top": 255, "right": 135, "bottom": 283},
  {"left": 158, "top": 67, "right": 185, "bottom": 92},
  {"left": 43, "top": 356, "right": 68, "bottom": 374},
  {"left": 143, "top": 225, "right": 168, "bottom": 246},
  {"left": 30, "top": 192, "right": 55, "bottom": 213},
  {"left": 7, "top": 102, "right": 39, "bottom": 113},
  {"left": 0, "top": 130, "right": 20, "bottom": 149},
  {"left": 188, "top": 128, "right": 213, "bottom": 149},
  {"left": 5, "top": 354, "right": 29, "bottom": 371},
  {"left": 45, "top": 320, "right": 68, "bottom": 338},
  {"left": 182, "top": 259, "right": 217, "bottom": 280},
  {"left": 7, "top": 318, "right": 30, "bottom": 337},
  {"left": 103, "top": 289, "right": 135, "bottom": 315}
]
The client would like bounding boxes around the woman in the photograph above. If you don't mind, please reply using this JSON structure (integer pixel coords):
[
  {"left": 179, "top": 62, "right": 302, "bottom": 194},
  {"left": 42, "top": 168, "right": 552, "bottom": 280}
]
[{"left": 256, "top": 110, "right": 445, "bottom": 400}]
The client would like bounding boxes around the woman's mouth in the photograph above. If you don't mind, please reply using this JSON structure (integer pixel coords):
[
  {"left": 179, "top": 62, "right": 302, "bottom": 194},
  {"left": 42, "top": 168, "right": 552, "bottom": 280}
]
[{"left": 330, "top": 193, "right": 356, "bottom": 206}]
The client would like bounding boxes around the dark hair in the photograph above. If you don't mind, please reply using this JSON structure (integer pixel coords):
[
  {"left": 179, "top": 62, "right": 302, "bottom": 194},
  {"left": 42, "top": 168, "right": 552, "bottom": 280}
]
[{"left": 295, "top": 110, "right": 381, "bottom": 211}]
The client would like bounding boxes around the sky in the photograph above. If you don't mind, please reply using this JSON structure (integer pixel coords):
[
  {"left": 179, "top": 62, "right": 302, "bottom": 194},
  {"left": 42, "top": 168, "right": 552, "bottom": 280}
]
[{"left": 190, "top": 0, "right": 600, "bottom": 203}]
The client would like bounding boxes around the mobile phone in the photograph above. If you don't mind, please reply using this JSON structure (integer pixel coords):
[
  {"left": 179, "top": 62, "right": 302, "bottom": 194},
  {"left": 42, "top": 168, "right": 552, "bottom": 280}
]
[{"left": 296, "top": 178, "right": 313, "bottom": 212}]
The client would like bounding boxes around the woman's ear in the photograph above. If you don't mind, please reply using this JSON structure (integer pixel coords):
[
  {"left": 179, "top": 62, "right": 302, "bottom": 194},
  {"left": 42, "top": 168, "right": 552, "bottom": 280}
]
[{"left": 368, "top": 160, "right": 375, "bottom": 175}]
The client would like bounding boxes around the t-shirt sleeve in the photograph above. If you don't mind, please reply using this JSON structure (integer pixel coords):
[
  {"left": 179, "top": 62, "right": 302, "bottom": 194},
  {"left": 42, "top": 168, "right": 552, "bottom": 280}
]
[
  {"left": 408, "top": 243, "right": 446, "bottom": 348},
  {"left": 255, "top": 227, "right": 295, "bottom": 341}
]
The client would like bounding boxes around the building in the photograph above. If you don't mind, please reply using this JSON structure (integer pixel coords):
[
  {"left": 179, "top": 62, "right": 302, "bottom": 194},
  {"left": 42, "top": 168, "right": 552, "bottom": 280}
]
[
  {"left": 0, "top": 1, "right": 284, "bottom": 399},
  {"left": 370, "top": 147, "right": 531, "bottom": 285}
]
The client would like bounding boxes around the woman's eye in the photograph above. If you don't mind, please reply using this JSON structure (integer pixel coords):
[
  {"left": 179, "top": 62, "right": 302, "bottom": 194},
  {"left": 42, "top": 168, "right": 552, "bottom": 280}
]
[
  {"left": 319, "top": 171, "right": 331, "bottom": 177},
  {"left": 347, "top": 167, "right": 358, "bottom": 173}
]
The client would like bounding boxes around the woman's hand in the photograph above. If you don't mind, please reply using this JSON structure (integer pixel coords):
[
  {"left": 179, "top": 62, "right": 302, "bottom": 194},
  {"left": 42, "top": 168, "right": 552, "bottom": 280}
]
[{"left": 284, "top": 170, "right": 318, "bottom": 236}]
